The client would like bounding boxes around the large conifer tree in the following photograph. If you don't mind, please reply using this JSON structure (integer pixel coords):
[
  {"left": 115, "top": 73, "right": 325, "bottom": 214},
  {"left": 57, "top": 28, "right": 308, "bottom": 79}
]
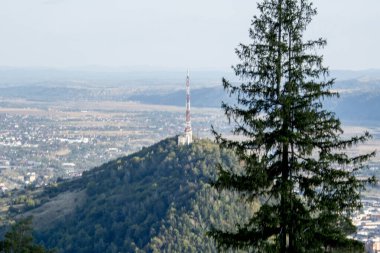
[{"left": 210, "top": 0, "right": 375, "bottom": 252}]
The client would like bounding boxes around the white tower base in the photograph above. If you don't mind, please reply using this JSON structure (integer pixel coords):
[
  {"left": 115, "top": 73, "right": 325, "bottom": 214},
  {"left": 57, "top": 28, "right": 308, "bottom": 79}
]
[{"left": 178, "top": 131, "right": 193, "bottom": 146}]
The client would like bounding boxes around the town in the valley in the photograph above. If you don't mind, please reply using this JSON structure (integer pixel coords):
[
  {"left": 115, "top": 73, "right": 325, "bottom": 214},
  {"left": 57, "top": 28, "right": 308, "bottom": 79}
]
[{"left": 1, "top": 82, "right": 380, "bottom": 252}]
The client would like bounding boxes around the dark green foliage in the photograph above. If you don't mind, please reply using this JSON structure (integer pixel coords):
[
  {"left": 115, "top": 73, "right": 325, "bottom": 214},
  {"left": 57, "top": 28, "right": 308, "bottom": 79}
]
[
  {"left": 23, "top": 137, "right": 250, "bottom": 253},
  {"left": 210, "top": 0, "right": 374, "bottom": 252},
  {"left": 0, "top": 217, "right": 53, "bottom": 253}
]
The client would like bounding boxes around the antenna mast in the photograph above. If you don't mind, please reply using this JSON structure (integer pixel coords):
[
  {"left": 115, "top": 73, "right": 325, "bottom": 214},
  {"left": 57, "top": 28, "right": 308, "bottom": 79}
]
[{"left": 185, "top": 70, "right": 191, "bottom": 133}]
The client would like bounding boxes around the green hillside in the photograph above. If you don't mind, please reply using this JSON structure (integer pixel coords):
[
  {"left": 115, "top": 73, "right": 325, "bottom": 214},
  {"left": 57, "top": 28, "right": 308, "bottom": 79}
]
[{"left": 8, "top": 137, "right": 255, "bottom": 253}]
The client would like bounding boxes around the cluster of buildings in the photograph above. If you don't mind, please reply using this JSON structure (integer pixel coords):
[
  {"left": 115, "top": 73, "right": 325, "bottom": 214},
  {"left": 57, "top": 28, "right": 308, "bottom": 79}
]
[
  {"left": 350, "top": 198, "right": 380, "bottom": 253},
  {"left": 0, "top": 156, "right": 54, "bottom": 191}
]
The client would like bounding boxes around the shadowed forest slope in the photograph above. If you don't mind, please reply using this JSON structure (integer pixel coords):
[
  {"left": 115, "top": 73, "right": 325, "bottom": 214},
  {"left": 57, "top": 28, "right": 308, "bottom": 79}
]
[{"left": 10, "top": 137, "right": 255, "bottom": 253}]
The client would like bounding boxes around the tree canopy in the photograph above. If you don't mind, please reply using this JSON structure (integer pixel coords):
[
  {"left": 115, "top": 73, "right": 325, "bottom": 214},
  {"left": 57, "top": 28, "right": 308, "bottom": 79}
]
[
  {"left": 0, "top": 217, "right": 53, "bottom": 253},
  {"left": 210, "top": 0, "right": 375, "bottom": 252}
]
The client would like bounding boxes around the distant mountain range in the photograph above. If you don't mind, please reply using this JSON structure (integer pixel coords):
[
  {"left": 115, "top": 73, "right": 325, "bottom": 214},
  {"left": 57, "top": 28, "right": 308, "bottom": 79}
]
[
  {"left": 331, "top": 69, "right": 380, "bottom": 82},
  {"left": 0, "top": 67, "right": 380, "bottom": 88},
  {"left": 129, "top": 86, "right": 234, "bottom": 108},
  {"left": 1, "top": 67, "right": 380, "bottom": 123},
  {"left": 0, "top": 67, "right": 236, "bottom": 88},
  {"left": 129, "top": 79, "right": 380, "bottom": 124}
]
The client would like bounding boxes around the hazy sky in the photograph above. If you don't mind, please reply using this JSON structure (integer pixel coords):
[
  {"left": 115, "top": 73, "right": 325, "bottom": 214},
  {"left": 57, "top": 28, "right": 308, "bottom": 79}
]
[{"left": 0, "top": 0, "right": 379, "bottom": 71}]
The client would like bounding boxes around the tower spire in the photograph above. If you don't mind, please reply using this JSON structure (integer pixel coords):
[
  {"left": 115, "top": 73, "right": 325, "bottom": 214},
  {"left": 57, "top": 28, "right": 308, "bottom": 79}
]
[{"left": 185, "top": 70, "right": 191, "bottom": 133}]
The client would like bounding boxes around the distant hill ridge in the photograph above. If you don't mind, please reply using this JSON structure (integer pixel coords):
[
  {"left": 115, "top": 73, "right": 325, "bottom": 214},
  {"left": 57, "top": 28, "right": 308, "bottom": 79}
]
[
  {"left": 2, "top": 78, "right": 380, "bottom": 123},
  {"left": 130, "top": 80, "right": 380, "bottom": 123},
  {"left": 129, "top": 86, "right": 234, "bottom": 108},
  {"left": 9, "top": 137, "right": 254, "bottom": 253}
]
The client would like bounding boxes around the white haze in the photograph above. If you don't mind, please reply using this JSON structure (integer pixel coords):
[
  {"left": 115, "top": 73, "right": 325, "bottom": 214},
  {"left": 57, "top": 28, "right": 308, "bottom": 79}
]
[{"left": 0, "top": 0, "right": 379, "bottom": 71}]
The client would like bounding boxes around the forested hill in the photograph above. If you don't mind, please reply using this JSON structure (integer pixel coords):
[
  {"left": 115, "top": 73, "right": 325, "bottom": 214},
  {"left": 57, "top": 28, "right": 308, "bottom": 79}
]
[{"left": 11, "top": 137, "right": 254, "bottom": 253}]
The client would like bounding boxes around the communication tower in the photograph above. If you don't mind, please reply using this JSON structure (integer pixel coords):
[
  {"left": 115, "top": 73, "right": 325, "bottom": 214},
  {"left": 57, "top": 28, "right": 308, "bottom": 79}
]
[{"left": 178, "top": 70, "right": 193, "bottom": 145}]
